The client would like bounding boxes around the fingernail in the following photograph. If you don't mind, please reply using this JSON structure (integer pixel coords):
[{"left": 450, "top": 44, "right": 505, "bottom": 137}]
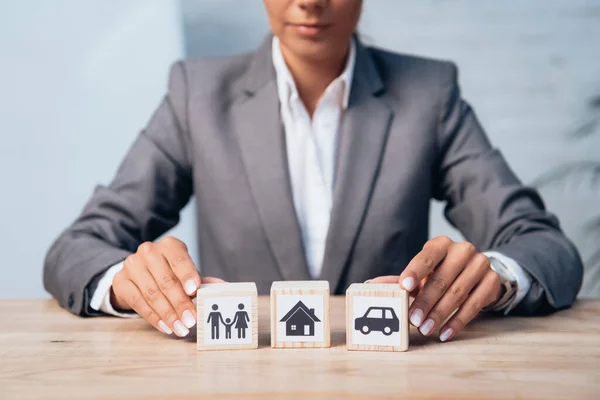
[
  {"left": 440, "top": 328, "right": 454, "bottom": 342},
  {"left": 173, "top": 320, "right": 190, "bottom": 337},
  {"left": 364, "top": 279, "right": 372, "bottom": 283},
  {"left": 420, "top": 319, "right": 435, "bottom": 336},
  {"left": 182, "top": 310, "right": 196, "bottom": 329},
  {"left": 158, "top": 320, "right": 172, "bottom": 335},
  {"left": 184, "top": 280, "right": 197, "bottom": 296},
  {"left": 402, "top": 277, "right": 415, "bottom": 291},
  {"left": 410, "top": 309, "right": 424, "bottom": 327}
]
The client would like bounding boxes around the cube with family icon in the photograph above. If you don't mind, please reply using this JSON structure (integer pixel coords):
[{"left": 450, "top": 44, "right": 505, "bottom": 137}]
[
  {"left": 346, "top": 283, "right": 409, "bottom": 352},
  {"left": 270, "top": 281, "right": 330, "bottom": 348},
  {"left": 196, "top": 282, "right": 258, "bottom": 351}
]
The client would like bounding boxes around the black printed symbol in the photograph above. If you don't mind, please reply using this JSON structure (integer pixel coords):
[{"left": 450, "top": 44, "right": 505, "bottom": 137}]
[
  {"left": 207, "top": 304, "right": 222, "bottom": 339},
  {"left": 207, "top": 303, "right": 250, "bottom": 340},
  {"left": 233, "top": 303, "right": 250, "bottom": 339},
  {"left": 280, "top": 301, "right": 321, "bottom": 336},
  {"left": 354, "top": 307, "right": 399, "bottom": 336}
]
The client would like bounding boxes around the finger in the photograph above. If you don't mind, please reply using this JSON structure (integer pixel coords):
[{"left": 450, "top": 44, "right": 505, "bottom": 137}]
[
  {"left": 129, "top": 249, "right": 190, "bottom": 337},
  {"left": 201, "top": 276, "right": 227, "bottom": 284},
  {"left": 438, "top": 269, "right": 502, "bottom": 342},
  {"left": 408, "top": 242, "right": 477, "bottom": 328},
  {"left": 417, "top": 252, "right": 490, "bottom": 336},
  {"left": 141, "top": 244, "right": 197, "bottom": 330},
  {"left": 113, "top": 278, "right": 173, "bottom": 335},
  {"left": 399, "top": 236, "right": 452, "bottom": 292},
  {"left": 159, "top": 237, "right": 201, "bottom": 296}
]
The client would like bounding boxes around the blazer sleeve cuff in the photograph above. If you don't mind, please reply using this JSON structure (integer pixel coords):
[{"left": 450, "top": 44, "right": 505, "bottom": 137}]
[
  {"left": 63, "top": 247, "right": 132, "bottom": 316},
  {"left": 482, "top": 231, "right": 583, "bottom": 315}
]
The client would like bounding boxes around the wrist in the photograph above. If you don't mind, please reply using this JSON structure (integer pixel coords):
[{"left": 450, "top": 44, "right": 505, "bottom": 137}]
[
  {"left": 483, "top": 257, "right": 518, "bottom": 312},
  {"left": 110, "top": 287, "right": 133, "bottom": 312},
  {"left": 492, "top": 281, "right": 506, "bottom": 306}
]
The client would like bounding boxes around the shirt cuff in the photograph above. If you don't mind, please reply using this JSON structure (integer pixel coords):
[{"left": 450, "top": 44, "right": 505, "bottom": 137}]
[
  {"left": 89, "top": 261, "right": 139, "bottom": 318},
  {"left": 483, "top": 251, "right": 532, "bottom": 315}
]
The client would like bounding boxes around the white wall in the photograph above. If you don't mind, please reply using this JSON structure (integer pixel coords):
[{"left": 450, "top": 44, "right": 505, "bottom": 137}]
[{"left": 0, "top": 1, "right": 197, "bottom": 298}]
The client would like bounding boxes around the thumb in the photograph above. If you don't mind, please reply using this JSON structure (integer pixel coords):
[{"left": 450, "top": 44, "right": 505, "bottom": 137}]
[
  {"left": 364, "top": 275, "right": 423, "bottom": 298},
  {"left": 192, "top": 277, "right": 227, "bottom": 300},
  {"left": 364, "top": 275, "right": 400, "bottom": 284},
  {"left": 200, "top": 276, "right": 227, "bottom": 284}
]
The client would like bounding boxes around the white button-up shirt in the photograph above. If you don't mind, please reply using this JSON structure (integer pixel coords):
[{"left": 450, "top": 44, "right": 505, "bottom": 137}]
[
  {"left": 91, "top": 37, "right": 531, "bottom": 318},
  {"left": 272, "top": 36, "right": 355, "bottom": 278}
]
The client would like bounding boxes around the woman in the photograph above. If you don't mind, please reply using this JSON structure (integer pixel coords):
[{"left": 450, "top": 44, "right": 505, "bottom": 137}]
[
  {"left": 233, "top": 304, "right": 250, "bottom": 339},
  {"left": 44, "top": 0, "right": 582, "bottom": 342}
]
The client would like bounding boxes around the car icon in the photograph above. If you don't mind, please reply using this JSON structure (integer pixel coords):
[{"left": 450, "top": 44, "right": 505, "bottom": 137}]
[{"left": 354, "top": 306, "right": 400, "bottom": 336}]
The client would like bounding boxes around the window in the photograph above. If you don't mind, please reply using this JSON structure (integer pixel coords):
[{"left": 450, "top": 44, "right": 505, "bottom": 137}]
[
  {"left": 366, "top": 309, "right": 383, "bottom": 319},
  {"left": 384, "top": 309, "right": 394, "bottom": 319},
  {"left": 291, "top": 325, "right": 296, "bottom": 331}
]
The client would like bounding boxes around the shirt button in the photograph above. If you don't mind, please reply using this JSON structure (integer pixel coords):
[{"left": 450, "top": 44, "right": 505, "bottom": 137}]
[{"left": 68, "top": 293, "right": 75, "bottom": 308}]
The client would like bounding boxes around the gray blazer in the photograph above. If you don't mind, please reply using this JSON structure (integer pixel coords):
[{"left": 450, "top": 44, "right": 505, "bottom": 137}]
[{"left": 44, "top": 35, "right": 583, "bottom": 317}]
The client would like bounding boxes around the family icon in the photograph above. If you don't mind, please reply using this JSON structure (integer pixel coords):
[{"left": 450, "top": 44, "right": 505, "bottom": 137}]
[{"left": 206, "top": 303, "right": 250, "bottom": 340}]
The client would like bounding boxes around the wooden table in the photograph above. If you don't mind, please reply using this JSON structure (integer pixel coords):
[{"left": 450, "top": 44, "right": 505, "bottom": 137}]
[{"left": 1, "top": 298, "right": 599, "bottom": 399}]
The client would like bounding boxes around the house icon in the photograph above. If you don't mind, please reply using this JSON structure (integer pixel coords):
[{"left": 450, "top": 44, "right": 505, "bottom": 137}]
[{"left": 280, "top": 300, "right": 321, "bottom": 336}]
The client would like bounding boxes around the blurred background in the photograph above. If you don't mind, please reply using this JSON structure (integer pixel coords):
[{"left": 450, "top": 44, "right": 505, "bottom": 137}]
[{"left": 0, "top": 0, "right": 598, "bottom": 299}]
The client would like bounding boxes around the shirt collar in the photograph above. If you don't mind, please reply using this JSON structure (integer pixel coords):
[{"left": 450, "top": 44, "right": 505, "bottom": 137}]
[{"left": 272, "top": 36, "right": 356, "bottom": 110}]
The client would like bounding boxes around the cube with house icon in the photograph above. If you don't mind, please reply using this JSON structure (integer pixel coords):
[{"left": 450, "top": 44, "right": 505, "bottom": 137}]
[
  {"left": 270, "top": 281, "right": 330, "bottom": 348},
  {"left": 196, "top": 282, "right": 258, "bottom": 351},
  {"left": 346, "top": 283, "right": 409, "bottom": 352}
]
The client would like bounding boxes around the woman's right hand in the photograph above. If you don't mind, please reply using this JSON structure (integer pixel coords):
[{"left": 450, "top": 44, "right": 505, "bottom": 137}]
[{"left": 111, "top": 236, "right": 225, "bottom": 337}]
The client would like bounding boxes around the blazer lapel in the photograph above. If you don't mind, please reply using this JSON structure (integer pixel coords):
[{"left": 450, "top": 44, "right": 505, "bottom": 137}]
[
  {"left": 320, "top": 40, "right": 394, "bottom": 291},
  {"left": 230, "top": 36, "right": 311, "bottom": 281}
]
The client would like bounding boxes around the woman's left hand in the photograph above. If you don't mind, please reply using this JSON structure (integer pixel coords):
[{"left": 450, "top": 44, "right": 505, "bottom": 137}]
[{"left": 368, "top": 236, "right": 503, "bottom": 342}]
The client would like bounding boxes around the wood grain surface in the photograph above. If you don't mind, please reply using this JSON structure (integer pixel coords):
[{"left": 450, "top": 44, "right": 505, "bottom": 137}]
[{"left": 1, "top": 298, "right": 599, "bottom": 399}]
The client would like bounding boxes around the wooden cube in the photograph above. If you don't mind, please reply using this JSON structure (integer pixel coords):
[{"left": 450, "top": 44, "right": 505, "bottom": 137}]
[
  {"left": 196, "top": 282, "right": 258, "bottom": 351},
  {"left": 346, "top": 283, "right": 409, "bottom": 352},
  {"left": 270, "top": 281, "right": 330, "bottom": 348}
]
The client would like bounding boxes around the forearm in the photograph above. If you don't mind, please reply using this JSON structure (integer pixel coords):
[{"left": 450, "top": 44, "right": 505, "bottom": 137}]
[{"left": 432, "top": 63, "right": 583, "bottom": 315}]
